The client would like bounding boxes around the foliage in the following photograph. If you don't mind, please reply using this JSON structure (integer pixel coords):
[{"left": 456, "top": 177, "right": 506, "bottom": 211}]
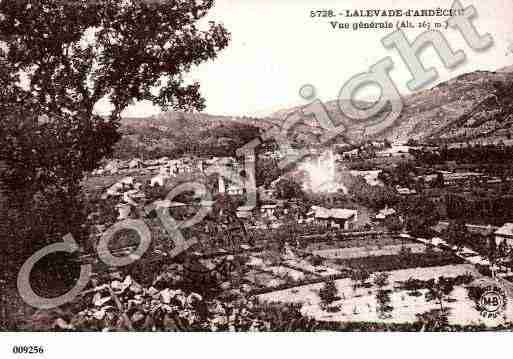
[
  {"left": 347, "top": 175, "right": 398, "bottom": 210},
  {"left": 114, "top": 120, "right": 262, "bottom": 159},
  {"left": 378, "top": 162, "right": 416, "bottom": 187},
  {"left": 256, "top": 157, "right": 285, "bottom": 188},
  {"left": 318, "top": 281, "right": 339, "bottom": 307},
  {"left": 350, "top": 268, "right": 370, "bottom": 288},
  {"left": 401, "top": 273, "right": 474, "bottom": 292},
  {"left": 23, "top": 273, "right": 319, "bottom": 332},
  {"left": 384, "top": 215, "right": 403, "bottom": 232},
  {"left": 373, "top": 272, "right": 390, "bottom": 288},
  {"left": 399, "top": 246, "right": 414, "bottom": 259},
  {"left": 0, "top": 0, "right": 230, "bottom": 274},
  {"left": 339, "top": 251, "right": 463, "bottom": 273},
  {"left": 0, "top": 0, "right": 230, "bottom": 118},
  {"left": 274, "top": 178, "right": 305, "bottom": 200},
  {"left": 375, "top": 289, "right": 393, "bottom": 319},
  {"left": 411, "top": 144, "right": 513, "bottom": 166},
  {"left": 416, "top": 309, "right": 449, "bottom": 330},
  {"left": 443, "top": 220, "right": 470, "bottom": 250},
  {"left": 425, "top": 276, "right": 455, "bottom": 314},
  {"left": 399, "top": 196, "right": 439, "bottom": 237},
  {"left": 310, "top": 255, "right": 324, "bottom": 267}
]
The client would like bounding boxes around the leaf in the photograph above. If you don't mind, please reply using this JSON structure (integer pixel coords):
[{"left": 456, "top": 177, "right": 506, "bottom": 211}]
[
  {"left": 131, "top": 312, "right": 146, "bottom": 323},
  {"left": 93, "top": 309, "right": 106, "bottom": 320},
  {"left": 93, "top": 293, "right": 112, "bottom": 307},
  {"left": 147, "top": 286, "right": 159, "bottom": 297},
  {"left": 110, "top": 280, "right": 123, "bottom": 291},
  {"left": 160, "top": 289, "right": 172, "bottom": 304},
  {"left": 129, "top": 282, "right": 143, "bottom": 294},
  {"left": 186, "top": 293, "right": 203, "bottom": 305},
  {"left": 123, "top": 275, "right": 133, "bottom": 287},
  {"left": 111, "top": 278, "right": 131, "bottom": 294}
]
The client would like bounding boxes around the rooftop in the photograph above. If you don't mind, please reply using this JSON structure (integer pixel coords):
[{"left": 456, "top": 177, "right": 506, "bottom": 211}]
[
  {"left": 309, "top": 206, "right": 357, "bottom": 220},
  {"left": 496, "top": 223, "right": 513, "bottom": 237}
]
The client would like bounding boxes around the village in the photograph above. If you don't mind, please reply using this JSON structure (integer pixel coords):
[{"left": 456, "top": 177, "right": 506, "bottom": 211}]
[{"left": 78, "top": 137, "right": 513, "bottom": 328}]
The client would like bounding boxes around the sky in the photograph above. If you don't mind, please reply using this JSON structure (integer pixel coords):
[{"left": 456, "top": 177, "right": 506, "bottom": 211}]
[{"left": 112, "top": 0, "right": 513, "bottom": 118}]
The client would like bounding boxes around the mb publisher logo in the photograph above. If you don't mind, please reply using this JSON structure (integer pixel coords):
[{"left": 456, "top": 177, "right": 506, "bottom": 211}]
[{"left": 478, "top": 286, "right": 507, "bottom": 319}]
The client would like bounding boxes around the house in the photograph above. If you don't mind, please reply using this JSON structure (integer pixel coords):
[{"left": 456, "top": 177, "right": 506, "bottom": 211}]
[
  {"left": 376, "top": 145, "right": 414, "bottom": 158},
  {"left": 495, "top": 223, "right": 513, "bottom": 246},
  {"left": 104, "top": 160, "right": 120, "bottom": 174},
  {"left": 128, "top": 158, "right": 142, "bottom": 169},
  {"left": 309, "top": 206, "right": 358, "bottom": 230},
  {"left": 115, "top": 203, "right": 132, "bottom": 221},
  {"left": 227, "top": 184, "right": 244, "bottom": 196},
  {"left": 260, "top": 204, "right": 278, "bottom": 219},
  {"left": 258, "top": 187, "right": 274, "bottom": 202},
  {"left": 442, "top": 171, "right": 483, "bottom": 186},
  {"left": 375, "top": 206, "right": 396, "bottom": 220},
  {"left": 350, "top": 170, "right": 383, "bottom": 186},
  {"left": 120, "top": 177, "right": 134, "bottom": 186},
  {"left": 396, "top": 186, "right": 417, "bottom": 195},
  {"left": 342, "top": 148, "right": 359, "bottom": 160},
  {"left": 236, "top": 205, "right": 255, "bottom": 219},
  {"left": 150, "top": 174, "right": 169, "bottom": 187}
]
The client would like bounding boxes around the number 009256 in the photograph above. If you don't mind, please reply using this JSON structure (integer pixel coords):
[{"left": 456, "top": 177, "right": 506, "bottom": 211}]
[{"left": 12, "top": 345, "right": 44, "bottom": 354}]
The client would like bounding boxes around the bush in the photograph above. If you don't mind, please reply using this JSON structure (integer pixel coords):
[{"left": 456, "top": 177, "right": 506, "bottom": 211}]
[
  {"left": 373, "top": 272, "right": 390, "bottom": 288},
  {"left": 319, "top": 281, "right": 339, "bottom": 306},
  {"left": 376, "top": 289, "right": 393, "bottom": 318},
  {"left": 475, "top": 264, "right": 492, "bottom": 277}
]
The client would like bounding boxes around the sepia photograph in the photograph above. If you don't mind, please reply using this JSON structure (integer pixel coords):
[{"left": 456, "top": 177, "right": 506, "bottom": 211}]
[{"left": 1, "top": 0, "right": 513, "bottom": 356}]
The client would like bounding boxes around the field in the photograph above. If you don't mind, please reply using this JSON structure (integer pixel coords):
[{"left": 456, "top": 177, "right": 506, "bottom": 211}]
[{"left": 258, "top": 264, "right": 512, "bottom": 327}]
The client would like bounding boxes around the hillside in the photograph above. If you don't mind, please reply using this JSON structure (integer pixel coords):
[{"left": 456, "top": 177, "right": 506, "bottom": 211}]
[
  {"left": 272, "top": 68, "right": 513, "bottom": 144},
  {"left": 113, "top": 67, "right": 513, "bottom": 160},
  {"left": 114, "top": 112, "right": 275, "bottom": 159}
]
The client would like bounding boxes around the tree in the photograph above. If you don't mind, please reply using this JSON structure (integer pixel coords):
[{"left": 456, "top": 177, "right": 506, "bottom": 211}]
[
  {"left": 497, "top": 239, "right": 510, "bottom": 259},
  {"left": 394, "top": 162, "right": 416, "bottom": 187},
  {"left": 318, "top": 281, "right": 339, "bottom": 308},
  {"left": 0, "top": 0, "right": 229, "bottom": 119},
  {"left": 348, "top": 175, "right": 398, "bottom": 210},
  {"left": 0, "top": 1, "right": 230, "bottom": 267},
  {"left": 256, "top": 157, "right": 283, "bottom": 188},
  {"left": 351, "top": 268, "right": 371, "bottom": 290},
  {"left": 433, "top": 172, "right": 444, "bottom": 188},
  {"left": 425, "top": 276, "right": 454, "bottom": 316},
  {"left": 400, "top": 196, "right": 439, "bottom": 237},
  {"left": 372, "top": 272, "right": 393, "bottom": 318},
  {"left": 399, "top": 245, "right": 413, "bottom": 259},
  {"left": 373, "top": 272, "right": 390, "bottom": 289},
  {"left": 275, "top": 178, "right": 304, "bottom": 200},
  {"left": 444, "top": 220, "right": 469, "bottom": 251},
  {"left": 406, "top": 138, "right": 419, "bottom": 147},
  {"left": 384, "top": 215, "right": 403, "bottom": 232},
  {"left": 375, "top": 289, "right": 393, "bottom": 319}
]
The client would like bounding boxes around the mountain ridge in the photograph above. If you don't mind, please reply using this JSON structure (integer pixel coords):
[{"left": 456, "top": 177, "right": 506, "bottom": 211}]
[{"left": 114, "top": 67, "right": 513, "bottom": 158}]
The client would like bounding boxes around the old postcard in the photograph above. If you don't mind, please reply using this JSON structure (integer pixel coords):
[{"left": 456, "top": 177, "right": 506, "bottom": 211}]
[{"left": 1, "top": 0, "right": 513, "bottom": 355}]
